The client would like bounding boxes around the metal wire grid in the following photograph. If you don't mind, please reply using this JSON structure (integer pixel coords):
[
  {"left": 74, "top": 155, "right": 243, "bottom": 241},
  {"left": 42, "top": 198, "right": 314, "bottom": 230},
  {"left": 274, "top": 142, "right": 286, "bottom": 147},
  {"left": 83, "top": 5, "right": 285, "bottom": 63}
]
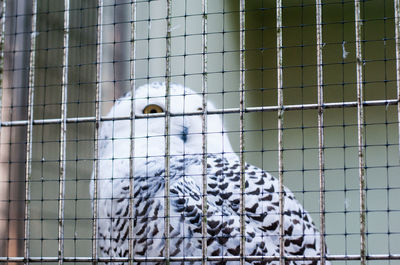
[{"left": 0, "top": 0, "right": 399, "bottom": 264}]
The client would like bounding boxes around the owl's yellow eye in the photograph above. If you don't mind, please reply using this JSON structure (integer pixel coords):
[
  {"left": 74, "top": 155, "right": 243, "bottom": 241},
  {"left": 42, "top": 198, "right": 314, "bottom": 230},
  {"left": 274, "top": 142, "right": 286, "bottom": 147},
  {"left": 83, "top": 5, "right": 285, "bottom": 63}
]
[{"left": 143, "top": 104, "right": 164, "bottom": 114}]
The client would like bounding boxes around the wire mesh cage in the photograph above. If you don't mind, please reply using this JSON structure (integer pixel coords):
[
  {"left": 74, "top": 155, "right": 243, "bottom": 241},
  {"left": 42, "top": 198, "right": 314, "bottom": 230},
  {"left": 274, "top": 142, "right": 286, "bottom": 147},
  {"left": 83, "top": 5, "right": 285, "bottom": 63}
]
[{"left": 0, "top": 0, "right": 399, "bottom": 264}]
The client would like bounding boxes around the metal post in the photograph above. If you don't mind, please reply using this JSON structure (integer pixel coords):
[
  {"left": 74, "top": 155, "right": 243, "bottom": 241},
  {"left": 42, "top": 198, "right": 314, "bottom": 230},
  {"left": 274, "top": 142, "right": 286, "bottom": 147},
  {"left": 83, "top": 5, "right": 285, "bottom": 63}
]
[
  {"left": 0, "top": 0, "right": 7, "bottom": 256},
  {"left": 276, "top": 1, "right": 284, "bottom": 264},
  {"left": 201, "top": 0, "right": 208, "bottom": 263},
  {"left": 58, "top": 1, "right": 70, "bottom": 263},
  {"left": 239, "top": 0, "right": 246, "bottom": 264},
  {"left": 128, "top": 1, "right": 137, "bottom": 264},
  {"left": 0, "top": 0, "right": 4, "bottom": 111},
  {"left": 354, "top": 1, "right": 366, "bottom": 265},
  {"left": 164, "top": 0, "right": 172, "bottom": 262},
  {"left": 92, "top": 0, "right": 104, "bottom": 263},
  {"left": 316, "top": 0, "right": 326, "bottom": 264},
  {"left": 24, "top": 0, "right": 38, "bottom": 263}
]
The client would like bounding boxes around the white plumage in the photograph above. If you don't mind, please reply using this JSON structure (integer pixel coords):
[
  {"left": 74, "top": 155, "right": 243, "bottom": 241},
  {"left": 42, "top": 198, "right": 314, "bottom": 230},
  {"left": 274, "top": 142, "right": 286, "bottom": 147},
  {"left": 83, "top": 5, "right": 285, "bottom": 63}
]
[{"left": 91, "top": 82, "right": 329, "bottom": 265}]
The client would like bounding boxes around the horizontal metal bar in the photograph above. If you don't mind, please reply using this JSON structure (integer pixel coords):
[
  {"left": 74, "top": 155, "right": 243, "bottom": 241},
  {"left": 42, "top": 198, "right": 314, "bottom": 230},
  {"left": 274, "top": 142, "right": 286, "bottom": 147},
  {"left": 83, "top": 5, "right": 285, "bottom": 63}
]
[
  {"left": 1, "top": 98, "right": 398, "bottom": 127},
  {"left": 0, "top": 254, "right": 399, "bottom": 262}
]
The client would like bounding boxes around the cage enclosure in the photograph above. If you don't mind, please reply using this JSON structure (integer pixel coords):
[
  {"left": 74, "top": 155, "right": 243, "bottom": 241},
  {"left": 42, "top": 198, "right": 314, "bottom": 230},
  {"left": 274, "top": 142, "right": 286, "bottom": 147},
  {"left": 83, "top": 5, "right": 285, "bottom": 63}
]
[{"left": 0, "top": 0, "right": 399, "bottom": 265}]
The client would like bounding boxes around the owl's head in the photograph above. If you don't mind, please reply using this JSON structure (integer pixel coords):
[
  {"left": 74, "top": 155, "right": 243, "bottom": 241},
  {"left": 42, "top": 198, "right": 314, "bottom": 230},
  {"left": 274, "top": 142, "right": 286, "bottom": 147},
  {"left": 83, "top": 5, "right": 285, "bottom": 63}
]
[{"left": 102, "top": 82, "right": 233, "bottom": 159}]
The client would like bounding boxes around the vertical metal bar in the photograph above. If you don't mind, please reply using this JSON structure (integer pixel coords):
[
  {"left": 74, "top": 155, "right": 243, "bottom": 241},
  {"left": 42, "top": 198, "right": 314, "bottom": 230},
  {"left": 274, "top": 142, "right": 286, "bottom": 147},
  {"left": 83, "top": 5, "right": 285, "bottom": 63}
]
[
  {"left": 128, "top": 0, "right": 137, "bottom": 264},
  {"left": 24, "top": 0, "right": 37, "bottom": 262},
  {"left": 394, "top": 0, "right": 400, "bottom": 162},
  {"left": 0, "top": 0, "right": 4, "bottom": 183},
  {"left": 201, "top": 0, "right": 208, "bottom": 264},
  {"left": 315, "top": 1, "right": 326, "bottom": 264},
  {"left": 0, "top": 1, "right": 4, "bottom": 256},
  {"left": 0, "top": 0, "right": 5, "bottom": 181},
  {"left": 276, "top": 1, "right": 284, "bottom": 265},
  {"left": 0, "top": 0, "right": 5, "bottom": 113},
  {"left": 58, "top": 1, "right": 70, "bottom": 263},
  {"left": 238, "top": 0, "right": 246, "bottom": 264},
  {"left": 92, "top": 0, "right": 104, "bottom": 263},
  {"left": 354, "top": 1, "right": 366, "bottom": 265},
  {"left": 164, "top": 0, "right": 172, "bottom": 262}
]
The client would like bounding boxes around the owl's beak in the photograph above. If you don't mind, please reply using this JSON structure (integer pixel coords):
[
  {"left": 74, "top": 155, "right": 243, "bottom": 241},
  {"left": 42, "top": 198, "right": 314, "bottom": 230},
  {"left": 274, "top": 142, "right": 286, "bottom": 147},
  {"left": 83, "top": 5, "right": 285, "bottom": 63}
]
[{"left": 181, "top": 126, "right": 189, "bottom": 143}]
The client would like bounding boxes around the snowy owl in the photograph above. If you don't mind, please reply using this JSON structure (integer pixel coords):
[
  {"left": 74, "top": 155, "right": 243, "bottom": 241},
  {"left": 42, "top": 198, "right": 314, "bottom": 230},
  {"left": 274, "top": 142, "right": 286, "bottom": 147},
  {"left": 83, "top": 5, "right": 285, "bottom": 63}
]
[{"left": 91, "top": 82, "right": 329, "bottom": 265}]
